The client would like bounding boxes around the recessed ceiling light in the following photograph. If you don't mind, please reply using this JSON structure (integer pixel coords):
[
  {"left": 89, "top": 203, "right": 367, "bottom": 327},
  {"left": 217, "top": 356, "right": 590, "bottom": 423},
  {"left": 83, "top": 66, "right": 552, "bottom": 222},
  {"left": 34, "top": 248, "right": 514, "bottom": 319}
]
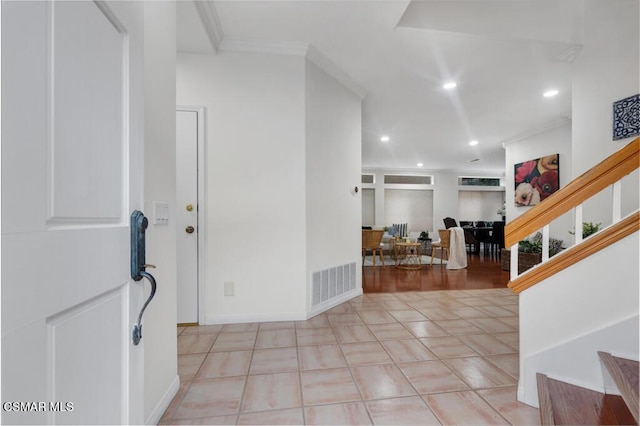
[
  {"left": 380, "top": 135, "right": 390, "bottom": 142},
  {"left": 543, "top": 89, "right": 559, "bottom": 98},
  {"left": 417, "top": 163, "right": 423, "bottom": 167},
  {"left": 443, "top": 81, "right": 457, "bottom": 89},
  {"left": 469, "top": 140, "right": 478, "bottom": 146}
]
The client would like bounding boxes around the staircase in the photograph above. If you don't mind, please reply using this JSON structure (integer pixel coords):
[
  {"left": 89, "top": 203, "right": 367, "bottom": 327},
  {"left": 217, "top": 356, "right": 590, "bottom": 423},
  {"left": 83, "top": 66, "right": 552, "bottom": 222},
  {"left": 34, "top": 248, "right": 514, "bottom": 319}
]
[
  {"left": 536, "top": 352, "right": 639, "bottom": 425},
  {"left": 504, "top": 138, "right": 640, "bottom": 424}
]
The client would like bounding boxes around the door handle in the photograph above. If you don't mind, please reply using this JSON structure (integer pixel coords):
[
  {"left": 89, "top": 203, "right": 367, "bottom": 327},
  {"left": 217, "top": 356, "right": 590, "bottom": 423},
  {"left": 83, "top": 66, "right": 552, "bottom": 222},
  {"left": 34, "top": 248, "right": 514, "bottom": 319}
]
[
  {"left": 131, "top": 271, "right": 156, "bottom": 345},
  {"left": 130, "top": 210, "right": 158, "bottom": 345},
  {"left": 185, "top": 226, "right": 195, "bottom": 234}
]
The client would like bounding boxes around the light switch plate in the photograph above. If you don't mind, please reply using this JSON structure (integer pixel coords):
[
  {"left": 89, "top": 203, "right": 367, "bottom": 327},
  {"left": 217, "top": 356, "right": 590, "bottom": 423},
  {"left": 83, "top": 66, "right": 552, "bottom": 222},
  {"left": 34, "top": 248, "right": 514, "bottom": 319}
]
[
  {"left": 153, "top": 201, "right": 169, "bottom": 225},
  {"left": 224, "top": 282, "right": 235, "bottom": 296}
]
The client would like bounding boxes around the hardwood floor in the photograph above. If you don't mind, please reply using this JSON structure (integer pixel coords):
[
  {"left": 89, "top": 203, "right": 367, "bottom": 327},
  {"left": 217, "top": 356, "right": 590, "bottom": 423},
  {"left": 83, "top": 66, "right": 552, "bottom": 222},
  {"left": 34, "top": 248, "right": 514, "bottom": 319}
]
[
  {"left": 544, "top": 376, "right": 637, "bottom": 425},
  {"left": 363, "top": 251, "right": 510, "bottom": 293}
]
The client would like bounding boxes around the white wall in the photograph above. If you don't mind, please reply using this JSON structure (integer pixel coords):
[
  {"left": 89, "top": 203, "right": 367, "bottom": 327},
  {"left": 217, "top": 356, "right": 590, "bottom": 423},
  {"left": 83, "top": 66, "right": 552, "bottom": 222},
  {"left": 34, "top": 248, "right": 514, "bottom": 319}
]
[
  {"left": 305, "top": 59, "right": 362, "bottom": 286},
  {"left": 142, "top": 2, "right": 178, "bottom": 423},
  {"left": 362, "top": 189, "right": 375, "bottom": 226},
  {"left": 177, "top": 51, "right": 308, "bottom": 322},
  {"left": 518, "top": 233, "right": 639, "bottom": 406},
  {"left": 433, "top": 172, "right": 463, "bottom": 231},
  {"left": 504, "top": 123, "right": 572, "bottom": 241},
  {"left": 572, "top": 0, "right": 639, "bottom": 226}
]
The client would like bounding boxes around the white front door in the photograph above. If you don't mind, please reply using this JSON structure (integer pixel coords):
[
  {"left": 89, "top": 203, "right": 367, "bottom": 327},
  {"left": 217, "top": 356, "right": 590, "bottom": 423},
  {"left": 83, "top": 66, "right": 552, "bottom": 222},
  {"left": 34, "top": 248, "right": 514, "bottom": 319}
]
[
  {"left": 176, "top": 109, "right": 200, "bottom": 324},
  {"left": 2, "top": 1, "right": 146, "bottom": 424}
]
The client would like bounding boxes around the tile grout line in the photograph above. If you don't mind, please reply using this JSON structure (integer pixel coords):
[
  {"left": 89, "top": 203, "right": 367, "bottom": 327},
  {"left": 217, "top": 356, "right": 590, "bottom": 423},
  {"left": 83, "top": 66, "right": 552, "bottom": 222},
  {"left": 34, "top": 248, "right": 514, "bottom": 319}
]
[
  {"left": 473, "top": 389, "right": 517, "bottom": 425},
  {"left": 294, "top": 323, "right": 306, "bottom": 425},
  {"left": 235, "top": 325, "right": 260, "bottom": 422},
  {"left": 169, "top": 330, "right": 220, "bottom": 423},
  {"left": 169, "top": 289, "right": 529, "bottom": 424},
  {"left": 337, "top": 308, "right": 381, "bottom": 425}
]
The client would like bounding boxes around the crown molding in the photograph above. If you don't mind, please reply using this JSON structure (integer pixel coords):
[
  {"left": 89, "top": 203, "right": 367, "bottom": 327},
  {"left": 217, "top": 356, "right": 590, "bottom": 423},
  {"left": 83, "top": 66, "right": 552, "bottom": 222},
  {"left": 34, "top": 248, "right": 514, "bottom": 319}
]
[
  {"left": 218, "top": 38, "right": 367, "bottom": 99},
  {"left": 192, "top": 0, "right": 366, "bottom": 98},
  {"left": 219, "top": 37, "right": 309, "bottom": 56},
  {"left": 193, "top": 0, "right": 224, "bottom": 54},
  {"left": 361, "top": 166, "right": 505, "bottom": 177},
  {"left": 305, "top": 45, "right": 367, "bottom": 99},
  {"left": 501, "top": 117, "right": 572, "bottom": 148}
]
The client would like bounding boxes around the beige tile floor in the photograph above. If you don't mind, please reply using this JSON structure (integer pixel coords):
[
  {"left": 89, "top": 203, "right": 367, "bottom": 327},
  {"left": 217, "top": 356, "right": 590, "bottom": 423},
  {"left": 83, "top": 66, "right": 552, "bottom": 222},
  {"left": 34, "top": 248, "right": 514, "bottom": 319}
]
[{"left": 160, "top": 288, "right": 540, "bottom": 425}]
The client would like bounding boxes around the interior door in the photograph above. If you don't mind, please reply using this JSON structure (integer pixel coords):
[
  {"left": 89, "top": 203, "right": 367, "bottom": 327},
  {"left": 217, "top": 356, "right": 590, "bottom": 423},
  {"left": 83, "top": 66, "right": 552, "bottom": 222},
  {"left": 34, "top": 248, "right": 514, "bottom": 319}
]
[
  {"left": 2, "top": 1, "right": 146, "bottom": 424},
  {"left": 176, "top": 109, "right": 200, "bottom": 324}
]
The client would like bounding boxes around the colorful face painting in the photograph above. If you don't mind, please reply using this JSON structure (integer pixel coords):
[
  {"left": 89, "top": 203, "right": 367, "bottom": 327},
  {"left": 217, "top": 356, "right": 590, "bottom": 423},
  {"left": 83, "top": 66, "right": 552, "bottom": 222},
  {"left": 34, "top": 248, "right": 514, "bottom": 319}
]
[{"left": 514, "top": 154, "right": 559, "bottom": 206}]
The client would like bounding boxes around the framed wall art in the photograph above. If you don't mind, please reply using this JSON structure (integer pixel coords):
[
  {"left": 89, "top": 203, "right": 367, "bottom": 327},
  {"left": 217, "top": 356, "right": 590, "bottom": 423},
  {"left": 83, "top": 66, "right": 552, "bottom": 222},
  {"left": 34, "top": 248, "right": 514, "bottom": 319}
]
[
  {"left": 514, "top": 154, "right": 559, "bottom": 206},
  {"left": 613, "top": 94, "right": 639, "bottom": 140}
]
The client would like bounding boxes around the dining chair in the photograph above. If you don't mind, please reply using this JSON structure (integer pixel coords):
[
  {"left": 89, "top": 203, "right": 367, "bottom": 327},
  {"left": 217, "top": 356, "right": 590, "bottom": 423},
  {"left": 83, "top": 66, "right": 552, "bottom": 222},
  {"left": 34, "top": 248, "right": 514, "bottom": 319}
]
[
  {"left": 474, "top": 221, "right": 491, "bottom": 251},
  {"left": 362, "top": 230, "right": 385, "bottom": 267},
  {"left": 430, "top": 229, "right": 450, "bottom": 265},
  {"left": 464, "top": 229, "right": 478, "bottom": 253},
  {"left": 443, "top": 217, "right": 458, "bottom": 229},
  {"left": 489, "top": 221, "right": 505, "bottom": 253}
]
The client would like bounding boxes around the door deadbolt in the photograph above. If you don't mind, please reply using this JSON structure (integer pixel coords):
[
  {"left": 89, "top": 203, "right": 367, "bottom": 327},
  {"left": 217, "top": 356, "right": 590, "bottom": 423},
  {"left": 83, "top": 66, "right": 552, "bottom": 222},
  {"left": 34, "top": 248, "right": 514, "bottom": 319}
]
[
  {"left": 186, "top": 204, "right": 193, "bottom": 212},
  {"left": 185, "top": 226, "right": 195, "bottom": 234}
]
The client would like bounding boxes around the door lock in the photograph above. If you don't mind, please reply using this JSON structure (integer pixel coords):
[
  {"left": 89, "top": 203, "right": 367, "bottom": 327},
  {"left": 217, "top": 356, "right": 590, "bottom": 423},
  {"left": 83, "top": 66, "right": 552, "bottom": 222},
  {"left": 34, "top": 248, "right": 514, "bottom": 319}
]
[
  {"left": 185, "top": 226, "right": 195, "bottom": 234},
  {"left": 130, "top": 210, "right": 158, "bottom": 346},
  {"left": 186, "top": 204, "right": 194, "bottom": 212}
]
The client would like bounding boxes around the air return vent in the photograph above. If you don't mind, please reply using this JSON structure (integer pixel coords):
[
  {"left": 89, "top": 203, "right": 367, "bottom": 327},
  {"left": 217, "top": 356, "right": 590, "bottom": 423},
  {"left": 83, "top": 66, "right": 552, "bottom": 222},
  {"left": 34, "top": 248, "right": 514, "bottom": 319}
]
[{"left": 312, "top": 262, "right": 356, "bottom": 307}]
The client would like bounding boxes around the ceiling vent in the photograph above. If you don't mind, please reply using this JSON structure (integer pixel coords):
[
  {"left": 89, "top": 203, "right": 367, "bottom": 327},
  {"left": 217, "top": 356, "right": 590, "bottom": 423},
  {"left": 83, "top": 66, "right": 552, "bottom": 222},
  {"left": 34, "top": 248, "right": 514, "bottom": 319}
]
[{"left": 554, "top": 44, "right": 583, "bottom": 63}]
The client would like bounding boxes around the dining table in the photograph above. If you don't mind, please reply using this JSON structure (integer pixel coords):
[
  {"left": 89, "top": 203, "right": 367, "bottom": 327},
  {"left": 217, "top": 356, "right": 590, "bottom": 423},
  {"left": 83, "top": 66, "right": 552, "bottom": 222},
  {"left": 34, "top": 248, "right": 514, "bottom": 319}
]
[{"left": 461, "top": 225, "right": 493, "bottom": 254}]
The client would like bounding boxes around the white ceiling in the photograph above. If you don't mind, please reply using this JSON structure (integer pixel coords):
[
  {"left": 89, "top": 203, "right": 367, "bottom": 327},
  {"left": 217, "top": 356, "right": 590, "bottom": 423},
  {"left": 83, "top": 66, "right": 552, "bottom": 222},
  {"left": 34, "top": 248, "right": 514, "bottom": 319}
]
[{"left": 177, "top": 0, "right": 580, "bottom": 174}]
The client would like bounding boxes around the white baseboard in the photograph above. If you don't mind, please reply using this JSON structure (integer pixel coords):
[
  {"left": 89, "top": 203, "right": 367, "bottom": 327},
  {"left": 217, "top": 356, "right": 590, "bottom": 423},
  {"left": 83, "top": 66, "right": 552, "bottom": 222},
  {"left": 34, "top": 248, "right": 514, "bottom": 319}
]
[
  {"left": 146, "top": 375, "right": 180, "bottom": 425},
  {"left": 203, "top": 288, "right": 363, "bottom": 325},
  {"left": 516, "top": 383, "right": 532, "bottom": 407},
  {"left": 308, "top": 288, "right": 363, "bottom": 318},
  {"left": 205, "top": 311, "right": 308, "bottom": 325}
]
